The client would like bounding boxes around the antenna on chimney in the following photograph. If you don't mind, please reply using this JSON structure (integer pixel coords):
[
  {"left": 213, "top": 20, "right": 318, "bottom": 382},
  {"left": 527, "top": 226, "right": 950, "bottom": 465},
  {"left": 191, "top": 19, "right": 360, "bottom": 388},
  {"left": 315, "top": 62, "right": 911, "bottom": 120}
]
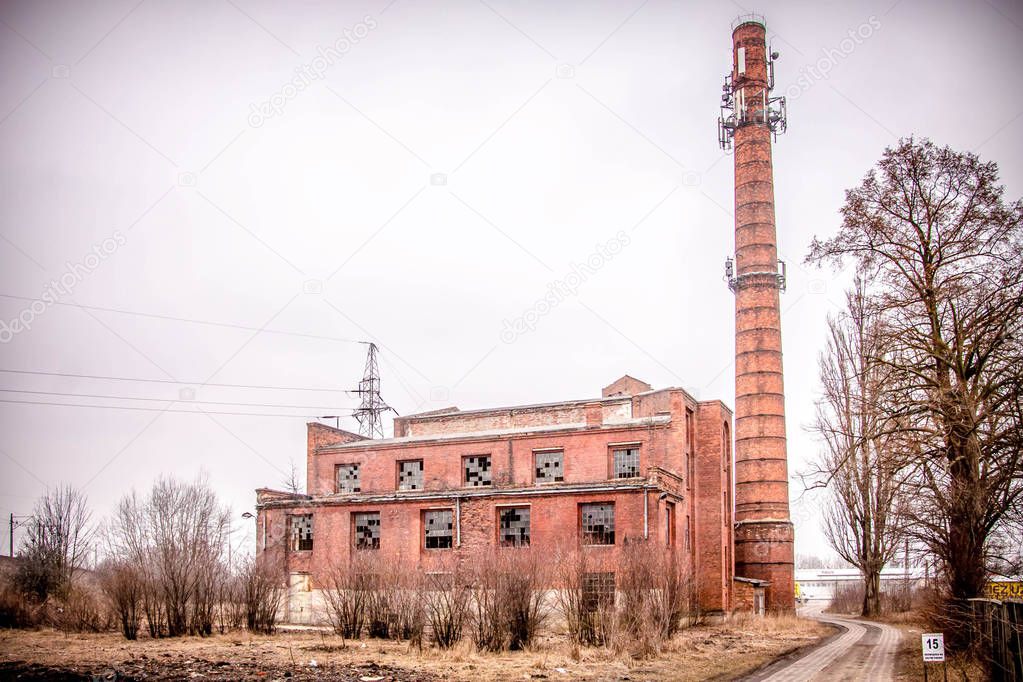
[{"left": 352, "top": 342, "right": 395, "bottom": 438}]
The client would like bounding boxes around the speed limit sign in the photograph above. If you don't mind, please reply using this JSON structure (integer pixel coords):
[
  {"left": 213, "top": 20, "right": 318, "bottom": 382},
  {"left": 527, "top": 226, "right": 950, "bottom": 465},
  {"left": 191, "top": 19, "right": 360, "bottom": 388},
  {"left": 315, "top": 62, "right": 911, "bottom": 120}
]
[{"left": 922, "top": 633, "right": 945, "bottom": 662}]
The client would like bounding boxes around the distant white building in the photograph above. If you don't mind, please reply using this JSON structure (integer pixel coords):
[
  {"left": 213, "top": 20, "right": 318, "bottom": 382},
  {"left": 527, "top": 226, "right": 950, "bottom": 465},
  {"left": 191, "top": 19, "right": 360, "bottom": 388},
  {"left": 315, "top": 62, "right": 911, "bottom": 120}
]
[{"left": 796, "top": 567, "right": 925, "bottom": 601}]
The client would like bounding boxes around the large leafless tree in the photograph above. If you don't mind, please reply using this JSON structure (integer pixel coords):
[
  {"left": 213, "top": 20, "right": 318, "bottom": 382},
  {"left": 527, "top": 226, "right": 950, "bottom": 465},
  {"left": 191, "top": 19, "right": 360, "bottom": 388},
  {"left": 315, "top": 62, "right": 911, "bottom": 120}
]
[
  {"left": 808, "top": 139, "right": 1023, "bottom": 630},
  {"left": 813, "top": 283, "right": 904, "bottom": 616},
  {"left": 15, "top": 485, "right": 93, "bottom": 601}
]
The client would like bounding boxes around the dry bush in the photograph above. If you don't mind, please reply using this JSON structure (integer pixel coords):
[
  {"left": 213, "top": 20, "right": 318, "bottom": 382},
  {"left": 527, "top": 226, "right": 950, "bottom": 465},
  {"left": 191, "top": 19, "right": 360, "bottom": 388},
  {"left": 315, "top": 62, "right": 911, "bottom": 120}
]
[
  {"left": 826, "top": 582, "right": 863, "bottom": 615},
  {"left": 98, "top": 559, "right": 144, "bottom": 639},
  {"left": 555, "top": 547, "right": 614, "bottom": 647},
  {"left": 53, "top": 583, "right": 107, "bottom": 634},
  {"left": 618, "top": 540, "right": 694, "bottom": 655},
  {"left": 239, "top": 556, "right": 285, "bottom": 634},
  {"left": 827, "top": 580, "right": 928, "bottom": 617},
  {"left": 390, "top": 569, "right": 424, "bottom": 646},
  {"left": 555, "top": 541, "right": 694, "bottom": 656},
  {"left": 216, "top": 570, "right": 246, "bottom": 633},
  {"left": 468, "top": 552, "right": 504, "bottom": 651},
  {"left": 0, "top": 579, "right": 36, "bottom": 628},
  {"left": 423, "top": 560, "right": 470, "bottom": 649},
  {"left": 364, "top": 564, "right": 401, "bottom": 640},
  {"left": 501, "top": 548, "right": 550, "bottom": 650},
  {"left": 321, "top": 553, "right": 374, "bottom": 639}
]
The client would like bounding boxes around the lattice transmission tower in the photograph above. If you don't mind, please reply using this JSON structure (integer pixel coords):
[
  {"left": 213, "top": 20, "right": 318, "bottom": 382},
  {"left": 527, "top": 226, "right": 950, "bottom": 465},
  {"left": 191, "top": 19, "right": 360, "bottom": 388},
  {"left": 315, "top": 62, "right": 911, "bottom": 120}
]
[{"left": 352, "top": 342, "right": 395, "bottom": 438}]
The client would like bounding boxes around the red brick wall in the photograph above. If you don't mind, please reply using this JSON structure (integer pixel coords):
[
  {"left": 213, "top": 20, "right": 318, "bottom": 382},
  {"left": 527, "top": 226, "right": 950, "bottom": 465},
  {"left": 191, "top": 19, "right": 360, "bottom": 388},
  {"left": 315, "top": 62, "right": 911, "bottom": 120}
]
[
  {"left": 306, "top": 423, "right": 365, "bottom": 495},
  {"left": 693, "top": 401, "right": 734, "bottom": 614},
  {"left": 732, "top": 579, "right": 765, "bottom": 613},
  {"left": 262, "top": 490, "right": 655, "bottom": 589},
  {"left": 310, "top": 424, "right": 672, "bottom": 496},
  {"left": 602, "top": 376, "right": 652, "bottom": 397}
]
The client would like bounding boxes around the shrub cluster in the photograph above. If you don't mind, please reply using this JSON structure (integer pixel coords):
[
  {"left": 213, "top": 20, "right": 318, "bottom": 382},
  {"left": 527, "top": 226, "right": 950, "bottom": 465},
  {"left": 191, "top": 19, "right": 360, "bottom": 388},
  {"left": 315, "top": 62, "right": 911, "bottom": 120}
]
[
  {"left": 556, "top": 540, "right": 695, "bottom": 656},
  {"left": 319, "top": 540, "right": 697, "bottom": 657}
]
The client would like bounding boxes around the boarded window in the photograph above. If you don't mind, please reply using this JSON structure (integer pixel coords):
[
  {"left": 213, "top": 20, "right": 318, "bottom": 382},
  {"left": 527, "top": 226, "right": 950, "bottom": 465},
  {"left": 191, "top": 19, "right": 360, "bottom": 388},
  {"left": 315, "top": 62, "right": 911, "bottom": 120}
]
[
  {"left": 498, "top": 506, "right": 530, "bottom": 547},
  {"left": 424, "top": 510, "right": 453, "bottom": 549},
  {"left": 580, "top": 503, "right": 615, "bottom": 545},
  {"left": 290, "top": 514, "right": 313, "bottom": 551},
  {"left": 353, "top": 512, "right": 380, "bottom": 550},
  {"left": 336, "top": 463, "right": 360, "bottom": 493},
  {"left": 612, "top": 447, "right": 640, "bottom": 478},
  {"left": 398, "top": 460, "right": 423, "bottom": 490},
  {"left": 463, "top": 455, "right": 491, "bottom": 487},
  {"left": 583, "top": 572, "right": 615, "bottom": 612},
  {"left": 534, "top": 450, "right": 564, "bottom": 483}
]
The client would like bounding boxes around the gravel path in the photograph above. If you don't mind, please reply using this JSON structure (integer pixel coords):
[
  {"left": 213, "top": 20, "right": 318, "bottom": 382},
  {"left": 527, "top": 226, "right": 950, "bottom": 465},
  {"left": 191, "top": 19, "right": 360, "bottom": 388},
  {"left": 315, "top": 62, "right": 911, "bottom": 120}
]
[{"left": 746, "top": 605, "right": 901, "bottom": 682}]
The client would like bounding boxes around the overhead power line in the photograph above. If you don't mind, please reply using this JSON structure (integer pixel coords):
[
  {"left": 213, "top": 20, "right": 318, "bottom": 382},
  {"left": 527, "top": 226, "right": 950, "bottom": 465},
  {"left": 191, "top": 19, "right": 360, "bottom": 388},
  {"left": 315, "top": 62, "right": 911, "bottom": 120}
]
[
  {"left": 0, "top": 368, "right": 355, "bottom": 393},
  {"left": 0, "top": 388, "right": 350, "bottom": 411},
  {"left": 0, "top": 397, "right": 351, "bottom": 419},
  {"left": 0, "top": 293, "right": 364, "bottom": 344}
]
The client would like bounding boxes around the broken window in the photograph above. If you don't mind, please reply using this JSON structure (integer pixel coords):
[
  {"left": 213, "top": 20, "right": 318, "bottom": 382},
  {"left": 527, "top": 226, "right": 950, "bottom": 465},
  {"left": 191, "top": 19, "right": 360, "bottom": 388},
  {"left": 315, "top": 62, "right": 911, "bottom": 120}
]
[
  {"left": 353, "top": 512, "right": 380, "bottom": 550},
  {"left": 423, "top": 509, "right": 453, "bottom": 549},
  {"left": 612, "top": 447, "right": 640, "bottom": 478},
  {"left": 580, "top": 503, "right": 615, "bottom": 545},
  {"left": 398, "top": 460, "right": 423, "bottom": 490},
  {"left": 583, "top": 572, "right": 615, "bottom": 612},
  {"left": 463, "top": 455, "right": 491, "bottom": 487},
  {"left": 336, "top": 463, "right": 361, "bottom": 493},
  {"left": 498, "top": 506, "right": 530, "bottom": 547},
  {"left": 289, "top": 514, "right": 313, "bottom": 551},
  {"left": 534, "top": 450, "right": 564, "bottom": 483}
]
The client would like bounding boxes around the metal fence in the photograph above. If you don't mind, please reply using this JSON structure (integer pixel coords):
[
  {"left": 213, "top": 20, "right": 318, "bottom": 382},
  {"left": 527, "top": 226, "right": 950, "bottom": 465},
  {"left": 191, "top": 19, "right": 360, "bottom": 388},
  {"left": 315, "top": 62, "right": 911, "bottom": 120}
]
[{"left": 967, "top": 599, "right": 1023, "bottom": 681}]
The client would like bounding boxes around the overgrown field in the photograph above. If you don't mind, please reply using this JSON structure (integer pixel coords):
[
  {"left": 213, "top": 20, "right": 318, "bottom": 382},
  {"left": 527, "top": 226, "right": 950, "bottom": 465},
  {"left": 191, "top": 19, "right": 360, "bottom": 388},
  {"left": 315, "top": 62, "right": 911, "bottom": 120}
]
[{"left": 0, "top": 614, "right": 829, "bottom": 682}]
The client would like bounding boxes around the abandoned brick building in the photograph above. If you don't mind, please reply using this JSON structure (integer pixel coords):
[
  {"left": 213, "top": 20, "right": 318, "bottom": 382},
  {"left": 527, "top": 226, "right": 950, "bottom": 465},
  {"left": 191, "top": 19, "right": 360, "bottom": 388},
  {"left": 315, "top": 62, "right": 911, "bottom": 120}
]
[
  {"left": 255, "top": 375, "right": 747, "bottom": 623},
  {"left": 256, "top": 13, "right": 797, "bottom": 622}
]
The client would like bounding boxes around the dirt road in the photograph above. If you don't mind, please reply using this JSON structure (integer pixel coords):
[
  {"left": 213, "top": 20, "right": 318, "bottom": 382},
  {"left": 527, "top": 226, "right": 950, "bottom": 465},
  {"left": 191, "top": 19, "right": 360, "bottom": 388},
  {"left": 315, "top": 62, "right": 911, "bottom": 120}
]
[{"left": 745, "top": 605, "right": 901, "bottom": 681}]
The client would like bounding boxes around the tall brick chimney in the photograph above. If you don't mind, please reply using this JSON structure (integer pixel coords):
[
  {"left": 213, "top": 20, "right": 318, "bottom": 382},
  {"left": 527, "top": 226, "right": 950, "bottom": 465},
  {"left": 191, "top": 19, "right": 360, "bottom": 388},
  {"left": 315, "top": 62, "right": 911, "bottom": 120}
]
[{"left": 720, "top": 15, "right": 794, "bottom": 612}]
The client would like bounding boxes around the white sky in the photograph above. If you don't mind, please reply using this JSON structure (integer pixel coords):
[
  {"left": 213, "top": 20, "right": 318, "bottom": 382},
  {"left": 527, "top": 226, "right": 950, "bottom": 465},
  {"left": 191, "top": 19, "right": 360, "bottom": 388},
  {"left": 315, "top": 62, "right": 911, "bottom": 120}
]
[{"left": 1, "top": 0, "right": 1021, "bottom": 560}]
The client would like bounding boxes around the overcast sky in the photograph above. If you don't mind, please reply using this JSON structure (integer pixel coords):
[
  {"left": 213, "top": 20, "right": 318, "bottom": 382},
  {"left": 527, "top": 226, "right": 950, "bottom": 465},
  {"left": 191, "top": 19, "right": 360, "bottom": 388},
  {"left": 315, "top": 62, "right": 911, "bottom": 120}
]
[{"left": 1, "top": 0, "right": 1021, "bottom": 560}]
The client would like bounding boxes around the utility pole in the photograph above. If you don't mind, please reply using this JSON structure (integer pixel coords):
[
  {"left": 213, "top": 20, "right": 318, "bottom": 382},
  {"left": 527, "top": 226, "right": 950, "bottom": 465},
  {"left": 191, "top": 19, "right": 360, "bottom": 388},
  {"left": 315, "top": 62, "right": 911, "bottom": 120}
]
[
  {"left": 352, "top": 342, "right": 396, "bottom": 439},
  {"left": 9, "top": 513, "right": 32, "bottom": 557}
]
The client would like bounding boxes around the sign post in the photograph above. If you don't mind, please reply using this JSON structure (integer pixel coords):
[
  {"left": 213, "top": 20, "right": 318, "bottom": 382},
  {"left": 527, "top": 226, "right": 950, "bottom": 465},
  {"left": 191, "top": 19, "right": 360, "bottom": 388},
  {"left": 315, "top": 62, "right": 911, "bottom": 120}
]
[{"left": 921, "top": 633, "right": 947, "bottom": 682}]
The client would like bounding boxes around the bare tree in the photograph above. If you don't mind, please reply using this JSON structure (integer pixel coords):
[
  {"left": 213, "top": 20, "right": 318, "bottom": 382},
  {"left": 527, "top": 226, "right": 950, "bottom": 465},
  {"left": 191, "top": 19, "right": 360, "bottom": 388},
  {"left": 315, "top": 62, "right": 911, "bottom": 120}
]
[
  {"left": 812, "top": 284, "right": 904, "bottom": 616},
  {"left": 808, "top": 138, "right": 1023, "bottom": 638},
  {"left": 15, "top": 485, "right": 93, "bottom": 602},
  {"left": 107, "top": 475, "right": 231, "bottom": 637},
  {"left": 282, "top": 459, "right": 303, "bottom": 495}
]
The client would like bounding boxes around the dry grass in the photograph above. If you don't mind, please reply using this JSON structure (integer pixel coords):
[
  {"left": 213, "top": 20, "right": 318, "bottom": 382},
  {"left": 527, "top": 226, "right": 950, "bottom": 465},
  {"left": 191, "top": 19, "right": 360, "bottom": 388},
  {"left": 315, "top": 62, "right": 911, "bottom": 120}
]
[
  {"left": 891, "top": 622, "right": 989, "bottom": 681},
  {"left": 0, "top": 614, "right": 830, "bottom": 681}
]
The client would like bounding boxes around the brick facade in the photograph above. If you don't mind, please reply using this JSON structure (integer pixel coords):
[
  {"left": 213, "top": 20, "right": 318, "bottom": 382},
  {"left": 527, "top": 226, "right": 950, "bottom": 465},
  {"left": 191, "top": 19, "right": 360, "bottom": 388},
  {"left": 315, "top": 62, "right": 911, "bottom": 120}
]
[{"left": 255, "top": 377, "right": 738, "bottom": 621}]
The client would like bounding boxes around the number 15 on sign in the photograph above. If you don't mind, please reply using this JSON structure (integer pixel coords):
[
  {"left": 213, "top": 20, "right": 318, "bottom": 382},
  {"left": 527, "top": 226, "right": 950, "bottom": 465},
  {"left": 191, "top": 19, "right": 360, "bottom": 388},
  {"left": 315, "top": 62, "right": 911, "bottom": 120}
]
[{"left": 922, "top": 633, "right": 947, "bottom": 682}]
